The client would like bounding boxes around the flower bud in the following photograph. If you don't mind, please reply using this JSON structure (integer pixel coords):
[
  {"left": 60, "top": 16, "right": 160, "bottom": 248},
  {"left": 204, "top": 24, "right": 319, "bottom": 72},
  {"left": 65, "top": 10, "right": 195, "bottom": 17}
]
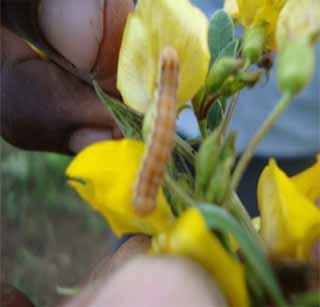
[
  {"left": 206, "top": 132, "right": 236, "bottom": 204},
  {"left": 237, "top": 71, "right": 261, "bottom": 87},
  {"left": 276, "top": 0, "right": 320, "bottom": 50},
  {"left": 278, "top": 41, "right": 315, "bottom": 95},
  {"left": 242, "top": 25, "right": 266, "bottom": 63},
  {"left": 196, "top": 128, "right": 221, "bottom": 197},
  {"left": 206, "top": 57, "right": 243, "bottom": 93}
]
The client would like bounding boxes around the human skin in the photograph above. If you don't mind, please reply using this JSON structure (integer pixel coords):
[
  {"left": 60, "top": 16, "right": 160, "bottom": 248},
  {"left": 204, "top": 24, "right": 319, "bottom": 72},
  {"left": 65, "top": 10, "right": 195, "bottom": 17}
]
[
  {"left": 1, "top": 0, "right": 133, "bottom": 154},
  {"left": 57, "top": 236, "right": 228, "bottom": 307}
]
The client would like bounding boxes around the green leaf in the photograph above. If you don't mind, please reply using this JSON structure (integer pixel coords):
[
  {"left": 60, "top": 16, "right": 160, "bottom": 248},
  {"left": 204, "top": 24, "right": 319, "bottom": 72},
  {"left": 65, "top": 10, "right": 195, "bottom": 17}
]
[
  {"left": 218, "top": 39, "right": 240, "bottom": 59},
  {"left": 207, "top": 98, "right": 227, "bottom": 131},
  {"left": 291, "top": 291, "right": 320, "bottom": 307},
  {"left": 199, "top": 204, "right": 286, "bottom": 307},
  {"left": 208, "top": 10, "right": 235, "bottom": 64},
  {"left": 93, "top": 81, "right": 143, "bottom": 139}
]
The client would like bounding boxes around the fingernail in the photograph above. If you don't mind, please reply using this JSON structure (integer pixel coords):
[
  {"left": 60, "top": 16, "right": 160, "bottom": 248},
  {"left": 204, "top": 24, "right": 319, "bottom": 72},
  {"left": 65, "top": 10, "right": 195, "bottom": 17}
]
[{"left": 69, "top": 128, "right": 112, "bottom": 153}]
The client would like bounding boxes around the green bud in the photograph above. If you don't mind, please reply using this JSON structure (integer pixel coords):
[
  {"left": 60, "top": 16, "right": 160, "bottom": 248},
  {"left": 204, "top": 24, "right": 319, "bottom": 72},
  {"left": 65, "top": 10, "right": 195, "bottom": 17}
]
[
  {"left": 237, "top": 71, "right": 261, "bottom": 87},
  {"left": 278, "top": 41, "right": 315, "bottom": 95},
  {"left": 206, "top": 132, "right": 236, "bottom": 204},
  {"left": 195, "top": 127, "right": 222, "bottom": 197},
  {"left": 206, "top": 156, "right": 233, "bottom": 204},
  {"left": 242, "top": 25, "right": 266, "bottom": 63},
  {"left": 206, "top": 57, "right": 243, "bottom": 93}
]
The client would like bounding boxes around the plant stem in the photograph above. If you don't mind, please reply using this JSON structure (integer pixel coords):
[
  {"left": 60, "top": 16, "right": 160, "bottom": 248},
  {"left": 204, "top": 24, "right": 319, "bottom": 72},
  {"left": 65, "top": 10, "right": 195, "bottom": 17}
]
[
  {"left": 164, "top": 174, "right": 194, "bottom": 209},
  {"left": 199, "top": 119, "right": 208, "bottom": 139},
  {"left": 228, "top": 193, "right": 263, "bottom": 246},
  {"left": 221, "top": 92, "right": 240, "bottom": 137},
  {"left": 231, "top": 91, "right": 293, "bottom": 192},
  {"left": 175, "top": 135, "right": 195, "bottom": 165}
]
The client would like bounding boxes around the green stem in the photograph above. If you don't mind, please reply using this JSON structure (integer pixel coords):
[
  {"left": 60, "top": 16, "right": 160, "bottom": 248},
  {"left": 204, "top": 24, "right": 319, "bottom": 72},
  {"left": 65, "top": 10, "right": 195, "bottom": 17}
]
[
  {"left": 231, "top": 91, "right": 293, "bottom": 192},
  {"left": 164, "top": 174, "right": 194, "bottom": 210},
  {"left": 243, "top": 59, "right": 251, "bottom": 71},
  {"left": 227, "top": 193, "right": 263, "bottom": 246},
  {"left": 221, "top": 92, "right": 240, "bottom": 137},
  {"left": 199, "top": 119, "right": 208, "bottom": 139},
  {"left": 175, "top": 135, "right": 195, "bottom": 165}
]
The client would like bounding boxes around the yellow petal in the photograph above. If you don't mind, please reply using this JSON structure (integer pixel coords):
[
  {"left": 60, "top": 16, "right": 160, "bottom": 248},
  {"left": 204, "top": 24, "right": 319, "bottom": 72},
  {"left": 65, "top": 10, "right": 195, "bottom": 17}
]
[
  {"left": 236, "top": 0, "right": 261, "bottom": 26},
  {"left": 258, "top": 159, "right": 320, "bottom": 260},
  {"left": 276, "top": 0, "right": 320, "bottom": 50},
  {"left": 66, "top": 139, "right": 175, "bottom": 237},
  {"left": 231, "top": 0, "right": 286, "bottom": 49},
  {"left": 152, "top": 208, "right": 249, "bottom": 307},
  {"left": 117, "top": 0, "right": 210, "bottom": 113},
  {"left": 224, "top": 0, "right": 239, "bottom": 19},
  {"left": 291, "top": 155, "right": 320, "bottom": 203}
]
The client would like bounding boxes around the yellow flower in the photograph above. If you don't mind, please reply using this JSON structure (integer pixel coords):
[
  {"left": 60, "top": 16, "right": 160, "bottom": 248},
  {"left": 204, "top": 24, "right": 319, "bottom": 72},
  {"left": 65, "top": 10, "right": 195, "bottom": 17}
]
[
  {"left": 224, "top": 0, "right": 286, "bottom": 49},
  {"left": 224, "top": 0, "right": 239, "bottom": 19},
  {"left": 117, "top": 0, "right": 210, "bottom": 113},
  {"left": 152, "top": 208, "right": 249, "bottom": 307},
  {"left": 258, "top": 159, "right": 320, "bottom": 260},
  {"left": 291, "top": 155, "right": 320, "bottom": 203},
  {"left": 66, "top": 139, "right": 175, "bottom": 237},
  {"left": 276, "top": 0, "right": 320, "bottom": 50}
]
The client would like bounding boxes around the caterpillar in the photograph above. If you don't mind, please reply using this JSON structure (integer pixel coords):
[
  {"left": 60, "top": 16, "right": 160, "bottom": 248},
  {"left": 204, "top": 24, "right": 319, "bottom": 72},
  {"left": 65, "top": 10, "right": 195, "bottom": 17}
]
[{"left": 133, "top": 47, "right": 179, "bottom": 216}]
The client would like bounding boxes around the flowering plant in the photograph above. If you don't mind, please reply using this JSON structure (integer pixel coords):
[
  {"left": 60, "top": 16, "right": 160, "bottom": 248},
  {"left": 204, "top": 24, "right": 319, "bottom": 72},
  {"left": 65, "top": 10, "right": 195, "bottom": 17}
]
[{"left": 66, "top": 1, "right": 320, "bottom": 306}]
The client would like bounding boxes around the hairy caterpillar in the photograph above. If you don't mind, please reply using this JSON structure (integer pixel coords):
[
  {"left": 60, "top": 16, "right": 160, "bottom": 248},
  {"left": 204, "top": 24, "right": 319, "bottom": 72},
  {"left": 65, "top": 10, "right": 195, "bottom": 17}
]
[{"left": 133, "top": 47, "right": 179, "bottom": 216}]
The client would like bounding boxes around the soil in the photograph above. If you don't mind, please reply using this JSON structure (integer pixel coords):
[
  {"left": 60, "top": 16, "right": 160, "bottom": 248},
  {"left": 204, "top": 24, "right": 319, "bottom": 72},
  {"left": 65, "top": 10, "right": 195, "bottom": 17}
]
[{"left": 1, "top": 209, "right": 114, "bottom": 307}]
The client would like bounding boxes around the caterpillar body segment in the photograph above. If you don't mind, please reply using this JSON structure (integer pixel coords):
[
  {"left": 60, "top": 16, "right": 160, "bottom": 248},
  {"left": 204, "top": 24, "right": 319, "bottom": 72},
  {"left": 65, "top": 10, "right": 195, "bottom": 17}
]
[{"left": 133, "top": 47, "right": 179, "bottom": 216}]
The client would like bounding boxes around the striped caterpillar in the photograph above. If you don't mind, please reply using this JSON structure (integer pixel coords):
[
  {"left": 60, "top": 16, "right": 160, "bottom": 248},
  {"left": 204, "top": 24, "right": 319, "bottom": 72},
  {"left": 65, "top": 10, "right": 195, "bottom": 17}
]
[{"left": 133, "top": 47, "right": 179, "bottom": 216}]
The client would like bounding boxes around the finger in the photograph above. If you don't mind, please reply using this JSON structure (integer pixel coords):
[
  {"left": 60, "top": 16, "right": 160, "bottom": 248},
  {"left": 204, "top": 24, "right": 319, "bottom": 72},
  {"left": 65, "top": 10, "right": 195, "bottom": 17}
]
[
  {"left": 39, "top": 0, "right": 134, "bottom": 95},
  {"left": 57, "top": 235, "right": 150, "bottom": 307},
  {"left": 60, "top": 256, "right": 228, "bottom": 307},
  {"left": 1, "top": 26, "right": 120, "bottom": 154},
  {"left": 102, "top": 256, "right": 228, "bottom": 307},
  {"left": 38, "top": 0, "right": 104, "bottom": 73}
]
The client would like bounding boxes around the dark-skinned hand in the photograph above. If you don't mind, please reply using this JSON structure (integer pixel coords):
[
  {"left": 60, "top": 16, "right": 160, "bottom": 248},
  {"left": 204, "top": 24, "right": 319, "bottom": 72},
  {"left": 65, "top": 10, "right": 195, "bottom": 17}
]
[{"left": 1, "top": 0, "right": 134, "bottom": 154}]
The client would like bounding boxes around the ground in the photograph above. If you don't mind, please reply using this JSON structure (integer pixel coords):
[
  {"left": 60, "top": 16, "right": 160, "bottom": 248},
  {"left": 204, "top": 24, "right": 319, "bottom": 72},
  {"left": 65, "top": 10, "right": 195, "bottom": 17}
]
[{"left": 1, "top": 141, "right": 115, "bottom": 307}]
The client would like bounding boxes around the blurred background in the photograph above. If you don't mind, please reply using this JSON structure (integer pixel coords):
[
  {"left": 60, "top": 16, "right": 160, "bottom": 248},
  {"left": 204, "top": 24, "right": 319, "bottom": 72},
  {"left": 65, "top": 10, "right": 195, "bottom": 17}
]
[{"left": 1, "top": 140, "right": 115, "bottom": 307}]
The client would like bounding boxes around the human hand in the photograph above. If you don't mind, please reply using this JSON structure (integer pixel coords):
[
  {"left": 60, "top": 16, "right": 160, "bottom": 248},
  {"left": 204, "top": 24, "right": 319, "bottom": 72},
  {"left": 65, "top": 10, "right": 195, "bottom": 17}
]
[
  {"left": 1, "top": 0, "right": 134, "bottom": 154},
  {"left": 58, "top": 236, "right": 228, "bottom": 307}
]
